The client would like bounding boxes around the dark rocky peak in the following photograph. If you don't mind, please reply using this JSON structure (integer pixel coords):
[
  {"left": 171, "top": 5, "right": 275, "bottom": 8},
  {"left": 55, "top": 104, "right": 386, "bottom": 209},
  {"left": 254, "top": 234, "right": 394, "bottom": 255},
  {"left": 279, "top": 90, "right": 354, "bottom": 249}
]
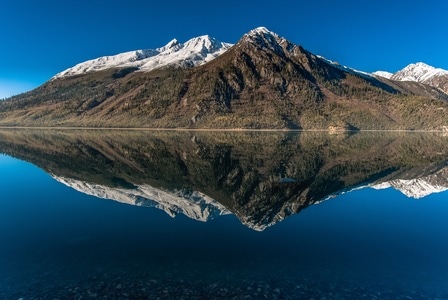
[
  {"left": 237, "top": 27, "right": 320, "bottom": 76},
  {"left": 240, "top": 27, "right": 295, "bottom": 56}
]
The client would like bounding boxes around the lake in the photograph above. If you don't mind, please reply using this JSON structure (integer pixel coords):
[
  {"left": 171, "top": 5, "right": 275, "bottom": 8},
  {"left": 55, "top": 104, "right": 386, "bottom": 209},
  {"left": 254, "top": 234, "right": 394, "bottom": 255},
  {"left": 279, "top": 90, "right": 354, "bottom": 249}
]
[{"left": 0, "top": 129, "right": 447, "bottom": 299}]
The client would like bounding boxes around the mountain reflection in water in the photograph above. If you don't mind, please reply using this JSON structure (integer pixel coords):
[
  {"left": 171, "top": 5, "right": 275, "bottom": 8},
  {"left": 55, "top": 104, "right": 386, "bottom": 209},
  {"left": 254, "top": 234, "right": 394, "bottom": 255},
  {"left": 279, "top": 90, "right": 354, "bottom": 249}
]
[{"left": 0, "top": 129, "right": 447, "bottom": 231}]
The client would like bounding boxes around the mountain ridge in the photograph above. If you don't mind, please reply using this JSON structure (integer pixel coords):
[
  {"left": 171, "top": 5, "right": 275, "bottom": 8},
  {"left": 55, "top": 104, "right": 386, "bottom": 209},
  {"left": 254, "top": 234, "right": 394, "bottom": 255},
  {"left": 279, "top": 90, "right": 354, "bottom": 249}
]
[
  {"left": 52, "top": 35, "right": 233, "bottom": 79},
  {"left": 1, "top": 27, "right": 448, "bottom": 130},
  {"left": 51, "top": 26, "right": 448, "bottom": 97}
]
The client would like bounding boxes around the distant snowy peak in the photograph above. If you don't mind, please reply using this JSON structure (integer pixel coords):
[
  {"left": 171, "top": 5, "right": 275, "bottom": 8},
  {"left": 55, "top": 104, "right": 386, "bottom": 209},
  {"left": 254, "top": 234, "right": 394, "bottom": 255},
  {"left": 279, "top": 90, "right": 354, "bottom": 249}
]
[
  {"left": 391, "top": 62, "right": 448, "bottom": 82},
  {"left": 373, "top": 62, "right": 448, "bottom": 93},
  {"left": 372, "top": 71, "right": 393, "bottom": 79},
  {"left": 53, "top": 35, "right": 233, "bottom": 79}
]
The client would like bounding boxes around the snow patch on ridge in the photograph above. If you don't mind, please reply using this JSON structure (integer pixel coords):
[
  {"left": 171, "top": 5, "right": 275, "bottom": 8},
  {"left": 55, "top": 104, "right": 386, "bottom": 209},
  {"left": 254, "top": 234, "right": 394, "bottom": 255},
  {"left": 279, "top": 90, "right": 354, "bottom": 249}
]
[
  {"left": 317, "top": 55, "right": 374, "bottom": 79},
  {"left": 372, "top": 71, "right": 393, "bottom": 79}
]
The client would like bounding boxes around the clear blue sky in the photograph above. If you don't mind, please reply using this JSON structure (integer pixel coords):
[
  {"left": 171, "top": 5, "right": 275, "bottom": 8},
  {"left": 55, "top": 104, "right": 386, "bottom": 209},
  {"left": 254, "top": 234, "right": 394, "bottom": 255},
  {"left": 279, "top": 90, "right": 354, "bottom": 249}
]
[{"left": 1, "top": 0, "right": 447, "bottom": 98}]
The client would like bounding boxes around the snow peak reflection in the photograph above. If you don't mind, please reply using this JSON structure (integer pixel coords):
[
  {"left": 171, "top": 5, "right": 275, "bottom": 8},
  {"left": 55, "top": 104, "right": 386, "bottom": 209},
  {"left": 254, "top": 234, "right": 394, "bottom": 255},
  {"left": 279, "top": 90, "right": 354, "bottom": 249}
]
[{"left": 0, "top": 129, "right": 447, "bottom": 230}]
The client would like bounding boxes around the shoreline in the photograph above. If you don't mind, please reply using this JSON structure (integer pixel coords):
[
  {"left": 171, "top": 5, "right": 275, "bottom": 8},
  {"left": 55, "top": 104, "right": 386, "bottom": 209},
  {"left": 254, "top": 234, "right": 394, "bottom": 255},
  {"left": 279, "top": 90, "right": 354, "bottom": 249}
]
[{"left": 0, "top": 126, "right": 447, "bottom": 133}]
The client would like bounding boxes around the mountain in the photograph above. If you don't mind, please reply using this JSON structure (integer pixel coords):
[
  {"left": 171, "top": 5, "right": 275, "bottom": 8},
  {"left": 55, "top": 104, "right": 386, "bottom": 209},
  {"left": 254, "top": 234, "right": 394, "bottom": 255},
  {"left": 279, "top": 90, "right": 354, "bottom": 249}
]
[
  {"left": 52, "top": 36, "right": 233, "bottom": 79},
  {"left": 1, "top": 27, "right": 448, "bottom": 130},
  {"left": 392, "top": 62, "right": 448, "bottom": 82},
  {"left": 374, "top": 62, "right": 448, "bottom": 94}
]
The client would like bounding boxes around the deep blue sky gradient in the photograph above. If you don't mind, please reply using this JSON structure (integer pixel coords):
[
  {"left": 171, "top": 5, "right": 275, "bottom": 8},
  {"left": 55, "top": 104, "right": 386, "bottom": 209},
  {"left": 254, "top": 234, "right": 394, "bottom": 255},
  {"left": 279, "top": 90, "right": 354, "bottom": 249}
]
[{"left": 1, "top": 0, "right": 447, "bottom": 98}]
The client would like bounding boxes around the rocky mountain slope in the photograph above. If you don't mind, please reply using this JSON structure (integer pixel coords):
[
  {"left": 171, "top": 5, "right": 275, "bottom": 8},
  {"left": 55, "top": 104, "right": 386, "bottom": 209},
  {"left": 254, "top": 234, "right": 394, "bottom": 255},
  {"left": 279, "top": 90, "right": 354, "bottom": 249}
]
[{"left": 1, "top": 27, "right": 447, "bottom": 130}]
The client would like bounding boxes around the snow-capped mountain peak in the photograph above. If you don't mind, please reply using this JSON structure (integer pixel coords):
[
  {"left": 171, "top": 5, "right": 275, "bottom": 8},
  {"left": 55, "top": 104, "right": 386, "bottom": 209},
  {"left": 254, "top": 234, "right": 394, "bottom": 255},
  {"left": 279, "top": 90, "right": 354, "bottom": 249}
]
[
  {"left": 52, "top": 35, "right": 233, "bottom": 79},
  {"left": 182, "top": 35, "right": 231, "bottom": 54},
  {"left": 247, "top": 26, "right": 277, "bottom": 36},
  {"left": 241, "top": 26, "right": 294, "bottom": 56},
  {"left": 373, "top": 62, "right": 448, "bottom": 94},
  {"left": 391, "top": 62, "right": 448, "bottom": 82},
  {"left": 156, "top": 38, "right": 180, "bottom": 52},
  {"left": 244, "top": 26, "right": 282, "bottom": 42}
]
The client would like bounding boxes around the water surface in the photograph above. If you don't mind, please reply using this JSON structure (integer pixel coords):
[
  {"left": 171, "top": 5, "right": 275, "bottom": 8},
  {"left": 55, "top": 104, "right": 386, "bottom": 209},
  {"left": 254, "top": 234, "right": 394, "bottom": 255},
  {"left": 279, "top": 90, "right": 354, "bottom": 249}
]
[{"left": 0, "top": 130, "right": 447, "bottom": 299}]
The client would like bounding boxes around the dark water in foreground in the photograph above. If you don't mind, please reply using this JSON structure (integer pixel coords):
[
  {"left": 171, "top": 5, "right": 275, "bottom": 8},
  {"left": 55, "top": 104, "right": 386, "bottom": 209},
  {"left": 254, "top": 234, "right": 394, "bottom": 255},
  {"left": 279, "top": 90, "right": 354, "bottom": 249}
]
[{"left": 0, "top": 130, "right": 448, "bottom": 299}]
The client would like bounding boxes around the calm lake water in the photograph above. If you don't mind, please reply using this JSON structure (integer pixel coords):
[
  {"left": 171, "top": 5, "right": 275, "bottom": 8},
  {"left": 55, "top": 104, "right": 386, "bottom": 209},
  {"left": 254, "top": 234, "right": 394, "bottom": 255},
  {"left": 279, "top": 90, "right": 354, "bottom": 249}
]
[{"left": 0, "top": 129, "right": 447, "bottom": 299}]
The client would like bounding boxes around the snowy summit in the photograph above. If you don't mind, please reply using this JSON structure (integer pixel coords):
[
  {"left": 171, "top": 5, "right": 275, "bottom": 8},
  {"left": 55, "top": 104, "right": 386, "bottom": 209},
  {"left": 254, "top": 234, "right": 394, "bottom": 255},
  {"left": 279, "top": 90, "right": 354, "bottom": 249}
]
[
  {"left": 53, "top": 35, "right": 233, "bottom": 79},
  {"left": 373, "top": 62, "right": 448, "bottom": 82},
  {"left": 391, "top": 62, "right": 448, "bottom": 82},
  {"left": 373, "top": 62, "right": 448, "bottom": 94}
]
